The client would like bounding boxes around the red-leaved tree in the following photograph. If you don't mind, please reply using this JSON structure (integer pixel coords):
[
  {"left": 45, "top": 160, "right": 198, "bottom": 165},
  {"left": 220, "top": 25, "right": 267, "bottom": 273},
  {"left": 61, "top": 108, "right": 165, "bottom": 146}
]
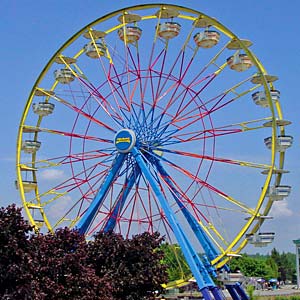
[
  {"left": 0, "top": 205, "right": 167, "bottom": 299},
  {"left": 87, "top": 231, "right": 168, "bottom": 300},
  {"left": 29, "top": 228, "right": 112, "bottom": 300},
  {"left": 0, "top": 204, "right": 35, "bottom": 299}
]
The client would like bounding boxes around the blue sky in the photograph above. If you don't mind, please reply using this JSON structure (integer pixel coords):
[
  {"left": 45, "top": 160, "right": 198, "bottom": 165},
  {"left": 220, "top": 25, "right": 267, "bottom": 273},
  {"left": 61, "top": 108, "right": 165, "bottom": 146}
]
[{"left": 1, "top": 0, "right": 299, "bottom": 254}]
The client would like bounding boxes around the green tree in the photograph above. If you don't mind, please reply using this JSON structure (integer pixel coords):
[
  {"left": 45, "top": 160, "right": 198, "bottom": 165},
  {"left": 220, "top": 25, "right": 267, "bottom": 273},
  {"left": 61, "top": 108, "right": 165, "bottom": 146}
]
[
  {"left": 265, "top": 256, "right": 279, "bottom": 279},
  {"left": 271, "top": 248, "right": 295, "bottom": 281},
  {"left": 229, "top": 254, "right": 277, "bottom": 279},
  {"left": 285, "top": 252, "right": 296, "bottom": 282},
  {"left": 160, "top": 243, "right": 191, "bottom": 281}
]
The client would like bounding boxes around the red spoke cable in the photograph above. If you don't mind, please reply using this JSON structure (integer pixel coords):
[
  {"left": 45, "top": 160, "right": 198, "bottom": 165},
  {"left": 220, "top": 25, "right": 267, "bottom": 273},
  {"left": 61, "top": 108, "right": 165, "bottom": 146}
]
[
  {"left": 174, "top": 74, "right": 218, "bottom": 118},
  {"left": 127, "top": 46, "right": 147, "bottom": 123},
  {"left": 153, "top": 47, "right": 186, "bottom": 104},
  {"left": 164, "top": 158, "right": 230, "bottom": 201},
  {"left": 158, "top": 51, "right": 195, "bottom": 115},
  {"left": 109, "top": 63, "right": 132, "bottom": 111},
  {"left": 153, "top": 49, "right": 168, "bottom": 103},
  {"left": 98, "top": 53, "right": 131, "bottom": 114},
  {"left": 81, "top": 79, "right": 125, "bottom": 123},
  {"left": 48, "top": 128, "right": 112, "bottom": 143},
  {"left": 163, "top": 75, "right": 217, "bottom": 122},
  {"left": 54, "top": 163, "right": 108, "bottom": 193},
  {"left": 167, "top": 127, "right": 242, "bottom": 143},
  {"left": 55, "top": 94, "right": 116, "bottom": 132},
  {"left": 140, "top": 37, "right": 164, "bottom": 104},
  {"left": 159, "top": 171, "right": 210, "bottom": 224},
  {"left": 33, "top": 149, "right": 112, "bottom": 167},
  {"left": 63, "top": 69, "right": 124, "bottom": 124}
]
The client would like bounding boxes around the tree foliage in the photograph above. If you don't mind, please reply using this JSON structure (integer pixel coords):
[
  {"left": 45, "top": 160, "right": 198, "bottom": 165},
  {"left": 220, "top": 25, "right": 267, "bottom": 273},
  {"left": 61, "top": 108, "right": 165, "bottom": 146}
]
[
  {"left": 229, "top": 254, "right": 278, "bottom": 279},
  {"left": 29, "top": 228, "right": 112, "bottom": 300},
  {"left": 87, "top": 231, "right": 168, "bottom": 300},
  {"left": 271, "top": 248, "right": 295, "bottom": 281},
  {"left": 0, "top": 205, "right": 167, "bottom": 299},
  {"left": 160, "top": 243, "right": 191, "bottom": 281},
  {"left": 229, "top": 249, "right": 296, "bottom": 282},
  {"left": 0, "top": 204, "right": 35, "bottom": 298}
]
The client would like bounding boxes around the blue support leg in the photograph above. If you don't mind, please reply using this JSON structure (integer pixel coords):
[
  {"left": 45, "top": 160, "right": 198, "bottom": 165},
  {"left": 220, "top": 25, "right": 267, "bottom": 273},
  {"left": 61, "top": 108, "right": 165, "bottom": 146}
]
[
  {"left": 154, "top": 159, "right": 229, "bottom": 272},
  {"left": 176, "top": 223, "right": 226, "bottom": 300},
  {"left": 226, "top": 285, "right": 241, "bottom": 300},
  {"left": 211, "top": 286, "right": 225, "bottom": 300},
  {"left": 102, "top": 166, "right": 141, "bottom": 232},
  {"left": 234, "top": 282, "right": 249, "bottom": 300},
  {"left": 131, "top": 147, "right": 215, "bottom": 298},
  {"left": 176, "top": 219, "right": 217, "bottom": 284},
  {"left": 76, "top": 153, "right": 126, "bottom": 234}
]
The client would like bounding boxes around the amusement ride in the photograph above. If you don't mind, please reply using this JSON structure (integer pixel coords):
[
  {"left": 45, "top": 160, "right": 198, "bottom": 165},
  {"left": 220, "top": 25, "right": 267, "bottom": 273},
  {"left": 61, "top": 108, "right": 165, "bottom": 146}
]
[{"left": 16, "top": 4, "right": 293, "bottom": 300}]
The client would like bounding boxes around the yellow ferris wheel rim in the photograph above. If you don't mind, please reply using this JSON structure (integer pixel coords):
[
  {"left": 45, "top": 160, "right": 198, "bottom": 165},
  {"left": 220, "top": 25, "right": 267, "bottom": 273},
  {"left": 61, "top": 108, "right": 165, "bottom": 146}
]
[{"left": 16, "top": 3, "right": 289, "bottom": 269}]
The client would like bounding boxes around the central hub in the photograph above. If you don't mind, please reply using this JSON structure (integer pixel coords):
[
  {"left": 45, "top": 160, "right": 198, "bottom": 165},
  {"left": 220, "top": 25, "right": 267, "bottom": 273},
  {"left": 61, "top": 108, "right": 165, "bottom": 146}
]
[{"left": 114, "top": 129, "right": 136, "bottom": 153}]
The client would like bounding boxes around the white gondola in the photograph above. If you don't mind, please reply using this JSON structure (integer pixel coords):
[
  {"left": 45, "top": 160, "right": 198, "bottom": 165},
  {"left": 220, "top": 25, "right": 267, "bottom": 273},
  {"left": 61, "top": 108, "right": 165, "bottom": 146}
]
[
  {"left": 118, "top": 26, "right": 142, "bottom": 43},
  {"left": 54, "top": 68, "right": 75, "bottom": 84},
  {"left": 21, "top": 140, "right": 41, "bottom": 154},
  {"left": 266, "top": 185, "right": 291, "bottom": 200},
  {"left": 32, "top": 102, "right": 55, "bottom": 117},
  {"left": 252, "top": 90, "right": 280, "bottom": 107},
  {"left": 15, "top": 180, "right": 37, "bottom": 193},
  {"left": 218, "top": 271, "right": 245, "bottom": 284},
  {"left": 23, "top": 181, "right": 37, "bottom": 193},
  {"left": 157, "top": 22, "right": 181, "bottom": 39},
  {"left": 227, "top": 54, "right": 253, "bottom": 72},
  {"left": 84, "top": 42, "right": 107, "bottom": 58},
  {"left": 264, "top": 135, "right": 293, "bottom": 152},
  {"left": 246, "top": 232, "right": 275, "bottom": 247},
  {"left": 193, "top": 30, "right": 220, "bottom": 48}
]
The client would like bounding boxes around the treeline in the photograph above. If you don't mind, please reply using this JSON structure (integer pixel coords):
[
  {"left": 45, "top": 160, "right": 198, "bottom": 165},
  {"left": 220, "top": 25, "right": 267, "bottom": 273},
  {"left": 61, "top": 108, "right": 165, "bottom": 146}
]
[
  {"left": 161, "top": 244, "right": 296, "bottom": 283},
  {"left": 229, "top": 250, "right": 296, "bottom": 282},
  {"left": 0, "top": 204, "right": 167, "bottom": 299}
]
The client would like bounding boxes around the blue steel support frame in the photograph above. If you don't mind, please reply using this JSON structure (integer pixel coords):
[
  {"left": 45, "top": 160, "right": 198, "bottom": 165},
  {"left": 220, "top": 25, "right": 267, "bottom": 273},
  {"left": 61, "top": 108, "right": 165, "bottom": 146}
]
[
  {"left": 102, "top": 165, "right": 141, "bottom": 232},
  {"left": 155, "top": 158, "right": 246, "bottom": 300},
  {"left": 131, "top": 147, "right": 218, "bottom": 300},
  {"left": 226, "top": 285, "right": 240, "bottom": 300},
  {"left": 154, "top": 160, "right": 220, "bottom": 265},
  {"left": 154, "top": 160, "right": 231, "bottom": 270},
  {"left": 76, "top": 153, "right": 126, "bottom": 234},
  {"left": 231, "top": 283, "right": 249, "bottom": 300}
]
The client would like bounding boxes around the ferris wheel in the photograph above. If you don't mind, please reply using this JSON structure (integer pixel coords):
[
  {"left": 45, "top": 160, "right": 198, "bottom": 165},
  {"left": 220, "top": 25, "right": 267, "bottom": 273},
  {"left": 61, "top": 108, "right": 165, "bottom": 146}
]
[{"left": 16, "top": 3, "right": 292, "bottom": 297}]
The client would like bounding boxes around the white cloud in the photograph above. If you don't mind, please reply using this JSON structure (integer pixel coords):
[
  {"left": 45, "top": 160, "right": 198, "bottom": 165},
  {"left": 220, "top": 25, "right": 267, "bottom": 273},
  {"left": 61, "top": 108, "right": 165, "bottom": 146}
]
[
  {"left": 270, "top": 201, "right": 293, "bottom": 218},
  {"left": 40, "top": 169, "right": 65, "bottom": 180}
]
